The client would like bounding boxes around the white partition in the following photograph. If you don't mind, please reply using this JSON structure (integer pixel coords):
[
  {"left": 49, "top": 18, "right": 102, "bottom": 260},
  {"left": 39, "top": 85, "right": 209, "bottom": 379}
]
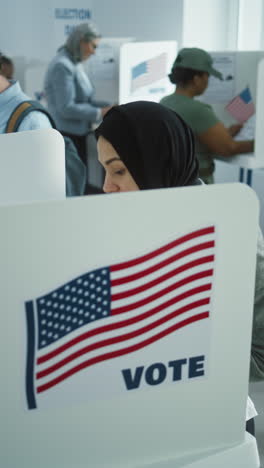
[
  {"left": 253, "top": 59, "right": 264, "bottom": 169},
  {"left": 0, "top": 183, "right": 259, "bottom": 467},
  {"left": 84, "top": 37, "right": 135, "bottom": 104},
  {"left": 119, "top": 41, "right": 177, "bottom": 104},
  {"left": 24, "top": 60, "right": 49, "bottom": 104},
  {"left": 0, "top": 129, "right": 65, "bottom": 204},
  {"left": 200, "top": 51, "right": 264, "bottom": 169}
]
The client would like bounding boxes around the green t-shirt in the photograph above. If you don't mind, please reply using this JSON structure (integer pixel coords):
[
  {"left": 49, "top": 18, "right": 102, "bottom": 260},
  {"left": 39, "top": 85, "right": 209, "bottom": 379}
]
[{"left": 160, "top": 93, "right": 220, "bottom": 180}]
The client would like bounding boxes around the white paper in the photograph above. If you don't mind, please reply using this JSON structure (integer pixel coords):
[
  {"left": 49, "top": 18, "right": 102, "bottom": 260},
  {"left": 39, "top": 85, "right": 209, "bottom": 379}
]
[
  {"left": 246, "top": 396, "right": 258, "bottom": 421},
  {"left": 234, "top": 115, "right": 255, "bottom": 141}
]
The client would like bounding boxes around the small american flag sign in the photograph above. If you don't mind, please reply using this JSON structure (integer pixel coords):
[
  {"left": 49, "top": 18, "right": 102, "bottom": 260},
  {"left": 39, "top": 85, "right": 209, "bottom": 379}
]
[
  {"left": 25, "top": 226, "right": 215, "bottom": 409},
  {"left": 225, "top": 87, "right": 255, "bottom": 123},
  {"left": 131, "top": 53, "right": 167, "bottom": 93}
]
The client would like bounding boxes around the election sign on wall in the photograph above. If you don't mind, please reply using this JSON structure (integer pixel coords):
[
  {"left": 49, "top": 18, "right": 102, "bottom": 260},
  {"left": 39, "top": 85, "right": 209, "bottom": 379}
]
[{"left": 53, "top": 6, "right": 92, "bottom": 48}]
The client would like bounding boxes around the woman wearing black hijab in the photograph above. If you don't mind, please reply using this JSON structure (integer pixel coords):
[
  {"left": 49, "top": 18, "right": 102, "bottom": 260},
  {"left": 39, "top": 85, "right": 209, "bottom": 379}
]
[
  {"left": 95, "top": 100, "right": 263, "bottom": 437},
  {"left": 95, "top": 100, "right": 200, "bottom": 192}
]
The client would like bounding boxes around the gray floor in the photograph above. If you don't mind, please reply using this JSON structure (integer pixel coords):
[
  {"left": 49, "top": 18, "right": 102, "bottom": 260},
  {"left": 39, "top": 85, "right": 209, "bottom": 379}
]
[{"left": 249, "top": 381, "right": 264, "bottom": 467}]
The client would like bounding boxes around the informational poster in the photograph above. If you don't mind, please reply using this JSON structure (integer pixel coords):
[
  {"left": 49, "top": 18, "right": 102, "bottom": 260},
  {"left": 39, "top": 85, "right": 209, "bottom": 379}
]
[
  {"left": 87, "top": 42, "right": 116, "bottom": 81},
  {"left": 84, "top": 37, "right": 135, "bottom": 103},
  {"left": 119, "top": 41, "right": 177, "bottom": 104},
  {"left": 201, "top": 53, "right": 236, "bottom": 103}
]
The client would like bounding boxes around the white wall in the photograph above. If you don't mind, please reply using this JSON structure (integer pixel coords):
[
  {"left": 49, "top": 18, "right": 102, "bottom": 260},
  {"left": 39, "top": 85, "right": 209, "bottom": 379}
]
[
  {"left": 2, "top": 1, "right": 264, "bottom": 61},
  {"left": 92, "top": 0, "right": 184, "bottom": 43},
  {"left": 0, "top": 0, "right": 92, "bottom": 61},
  {"left": 1, "top": 0, "right": 183, "bottom": 61},
  {"left": 182, "top": 0, "right": 239, "bottom": 50},
  {"left": 238, "top": 0, "right": 263, "bottom": 50}
]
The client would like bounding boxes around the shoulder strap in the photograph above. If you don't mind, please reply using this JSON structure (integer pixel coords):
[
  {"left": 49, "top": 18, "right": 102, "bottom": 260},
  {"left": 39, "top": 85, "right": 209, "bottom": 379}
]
[{"left": 5, "top": 100, "right": 56, "bottom": 133}]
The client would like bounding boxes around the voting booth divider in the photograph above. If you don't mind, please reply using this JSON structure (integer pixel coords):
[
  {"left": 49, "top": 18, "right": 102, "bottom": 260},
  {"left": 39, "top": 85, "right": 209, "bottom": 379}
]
[
  {"left": 199, "top": 51, "right": 264, "bottom": 234},
  {"left": 0, "top": 129, "right": 66, "bottom": 204},
  {"left": 200, "top": 51, "right": 264, "bottom": 170},
  {"left": 1, "top": 183, "right": 260, "bottom": 467}
]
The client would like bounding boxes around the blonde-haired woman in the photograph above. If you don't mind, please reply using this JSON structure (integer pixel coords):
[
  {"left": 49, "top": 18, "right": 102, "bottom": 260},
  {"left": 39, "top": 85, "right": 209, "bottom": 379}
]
[{"left": 44, "top": 22, "right": 112, "bottom": 171}]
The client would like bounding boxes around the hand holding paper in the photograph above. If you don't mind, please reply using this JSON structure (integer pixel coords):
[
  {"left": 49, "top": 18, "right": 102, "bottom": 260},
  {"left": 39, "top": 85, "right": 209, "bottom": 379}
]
[
  {"left": 233, "top": 114, "right": 255, "bottom": 141},
  {"left": 228, "top": 123, "right": 243, "bottom": 137}
]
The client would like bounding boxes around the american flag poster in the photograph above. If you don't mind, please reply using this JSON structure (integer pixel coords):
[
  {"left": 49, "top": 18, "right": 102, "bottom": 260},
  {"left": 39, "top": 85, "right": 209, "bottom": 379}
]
[
  {"left": 130, "top": 53, "right": 167, "bottom": 93},
  {"left": 225, "top": 86, "right": 255, "bottom": 123},
  {"left": 25, "top": 225, "right": 215, "bottom": 410}
]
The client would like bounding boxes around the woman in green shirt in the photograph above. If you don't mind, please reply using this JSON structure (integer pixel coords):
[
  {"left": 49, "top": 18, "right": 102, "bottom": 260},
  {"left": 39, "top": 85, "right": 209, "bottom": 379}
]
[{"left": 160, "top": 48, "right": 254, "bottom": 183}]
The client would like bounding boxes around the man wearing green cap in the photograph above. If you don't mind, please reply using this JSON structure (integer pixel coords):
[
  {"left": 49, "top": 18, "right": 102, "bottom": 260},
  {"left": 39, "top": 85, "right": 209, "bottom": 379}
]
[{"left": 160, "top": 48, "right": 254, "bottom": 183}]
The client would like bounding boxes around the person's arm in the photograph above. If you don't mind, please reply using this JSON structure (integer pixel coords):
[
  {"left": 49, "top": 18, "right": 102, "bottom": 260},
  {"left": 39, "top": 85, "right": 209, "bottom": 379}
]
[
  {"left": 228, "top": 123, "right": 243, "bottom": 137},
  {"left": 198, "top": 121, "right": 254, "bottom": 156},
  {"left": 197, "top": 122, "right": 254, "bottom": 157},
  {"left": 51, "top": 63, "right": 108, "bottom": 123},
  {"left": 90, "top": 97, "right": 111, "bottom": 108}
]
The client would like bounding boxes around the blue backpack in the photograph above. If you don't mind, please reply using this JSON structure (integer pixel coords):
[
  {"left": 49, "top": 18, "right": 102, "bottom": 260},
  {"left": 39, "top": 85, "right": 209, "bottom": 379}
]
[{"left": 5, "top": 100, "right": 87, "bottom": 197}]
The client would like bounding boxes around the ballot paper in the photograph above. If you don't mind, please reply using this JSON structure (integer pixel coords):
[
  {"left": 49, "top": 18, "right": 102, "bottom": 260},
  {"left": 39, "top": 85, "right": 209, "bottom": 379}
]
[{"left": 234, "top": 114, "right": 255, "bottom": 141}]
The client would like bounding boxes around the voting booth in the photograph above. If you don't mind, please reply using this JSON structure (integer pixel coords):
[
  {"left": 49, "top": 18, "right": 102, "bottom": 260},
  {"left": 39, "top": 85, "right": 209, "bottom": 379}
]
[
  {"left": 200, "top": 51, "right": 264, "bottom": 169},
  {"left": 1, "top": 183, "right": 260, "bottom": 467},
  {"left": 199, "top": 51, "right": 264, "bottom": 234},
  {"left": 85, "top": 39, "right": 177, "bottom": 105},
  {"left": 85, "top": 40, "right": 177, "bottom": 188},
  {"left": 0, "top": 129, "right": 66, "bottom": 204}
]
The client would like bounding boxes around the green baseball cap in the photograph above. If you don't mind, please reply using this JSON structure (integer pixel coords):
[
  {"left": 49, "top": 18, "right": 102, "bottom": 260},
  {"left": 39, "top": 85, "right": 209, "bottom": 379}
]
[{"left": 172, "top": 47, "right": 223, "bottom": 80}]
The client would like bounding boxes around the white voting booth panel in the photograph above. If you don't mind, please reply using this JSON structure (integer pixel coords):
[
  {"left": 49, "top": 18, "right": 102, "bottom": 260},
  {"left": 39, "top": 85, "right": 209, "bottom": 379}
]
[
  {"left": 254, "top": 59, "right": 264, "bottom": 169},
  {"left": 200, "top": 51, "right": 264, "bottom": 169},
  {"left": 0, "top": 129, "right": 65, "bottom": 204},
  {"left": 85, "top": 37, "right": 135, "bottom": 104},
  {"left": 11, "top": 56, "right": 48, "bottom": 104},
  {"left": 24, "top": 60, "right": 49, "bottom": 104},
  {"left": 119, "top": 41, "right": 177, "bottom": 104},
  {"left": 1, "top": 184, "right": 259, "bottom": 467}
]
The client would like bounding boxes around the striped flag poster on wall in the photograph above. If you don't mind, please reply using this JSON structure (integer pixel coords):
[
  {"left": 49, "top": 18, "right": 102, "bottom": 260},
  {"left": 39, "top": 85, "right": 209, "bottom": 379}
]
[
  {"left": 130, "top": 53, "right": 167, "bottom": 93},
  {"left": 25, "top": 226, "right": 216, "bottom": 410},
  {"left": 225, "top": 87, "right": 255, "bottom": 123}
]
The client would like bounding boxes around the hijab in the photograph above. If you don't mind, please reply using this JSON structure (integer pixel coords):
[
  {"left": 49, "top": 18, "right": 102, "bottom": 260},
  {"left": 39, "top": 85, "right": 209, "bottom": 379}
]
[{"left": 95, "top": 101, "right": 199, "bottom": 189}]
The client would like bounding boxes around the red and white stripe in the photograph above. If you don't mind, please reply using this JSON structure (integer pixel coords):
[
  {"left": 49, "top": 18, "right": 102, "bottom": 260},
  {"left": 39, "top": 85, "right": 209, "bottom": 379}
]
[{"left": 225, "top": 96, "right": 255, "bottom": 123}]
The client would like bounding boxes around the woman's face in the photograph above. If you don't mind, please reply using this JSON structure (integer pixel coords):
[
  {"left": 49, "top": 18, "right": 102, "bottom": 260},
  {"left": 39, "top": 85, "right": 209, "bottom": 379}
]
[
  {"left": 80, "top": 38, "right": 100, "bottom": 60},
  {"left": 194, "top": 72, "right": 209, "bottom": 95},
  {"left": 97, "top": 136, "right": 139, "bottom": 193},
  {"left": 0, "top": 62, "right": 14, "bottom": 79}
]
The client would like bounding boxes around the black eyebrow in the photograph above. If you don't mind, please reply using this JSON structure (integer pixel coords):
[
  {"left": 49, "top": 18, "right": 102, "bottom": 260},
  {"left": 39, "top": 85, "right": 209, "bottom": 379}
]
[{"left": 105, "top": 157, "right": 121, "bottom": 165}]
